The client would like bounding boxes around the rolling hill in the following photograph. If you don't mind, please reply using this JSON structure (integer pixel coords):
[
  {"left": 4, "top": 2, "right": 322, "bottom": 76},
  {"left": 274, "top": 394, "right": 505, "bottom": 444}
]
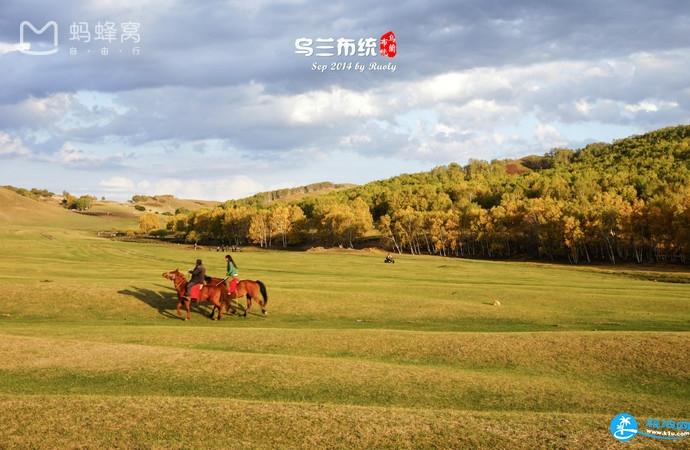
[
  {"left": 130, "top": 194, "right": 220, "bottom": 214},
  {"left": 0, "top": 187, "right": 91, "bottom": 227},
  {"left": 0, "top": 188, "right": 139, "bottom": 231},
  {"left": 233, "top": 181, "right": 356, "bottom": 206}
]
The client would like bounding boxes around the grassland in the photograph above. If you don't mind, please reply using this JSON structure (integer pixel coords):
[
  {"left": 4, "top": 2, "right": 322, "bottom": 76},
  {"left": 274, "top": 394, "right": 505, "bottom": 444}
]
[{"left": 0, "top": 189, "right": 688, "bottom": 449}]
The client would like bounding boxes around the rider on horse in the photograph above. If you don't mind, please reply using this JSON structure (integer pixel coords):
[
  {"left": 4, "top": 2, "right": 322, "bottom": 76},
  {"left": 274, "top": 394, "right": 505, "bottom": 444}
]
[
  {"left": 186, "top": 259, "right": 206, "bottom": 298},
  {"left": 225, "top": 254, "right": 239, "bottom": 295}
]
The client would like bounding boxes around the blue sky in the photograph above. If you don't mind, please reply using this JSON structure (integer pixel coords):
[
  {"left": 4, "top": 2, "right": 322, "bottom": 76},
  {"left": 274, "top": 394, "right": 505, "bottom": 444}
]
[{"left": 1, "top": 0, "right": 689, "bottom": 200}]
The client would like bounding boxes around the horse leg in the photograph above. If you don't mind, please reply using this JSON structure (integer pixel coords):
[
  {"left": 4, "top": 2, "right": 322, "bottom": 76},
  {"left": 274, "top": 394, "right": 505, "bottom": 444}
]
[
  {"left": 244, "top": 295, "right": 252, "bottom": 317},
  {"left": 250, "top": 286, "right": 266, "bottom": 316},
  {"left": 185, "top": 298, "right": 191, "bottom": 321},
  {"left": 176, "top": 295, "right": 182, "bottom": 317},
  {"left": 228, "top": 294, "right": 237, "bottom": 314}
]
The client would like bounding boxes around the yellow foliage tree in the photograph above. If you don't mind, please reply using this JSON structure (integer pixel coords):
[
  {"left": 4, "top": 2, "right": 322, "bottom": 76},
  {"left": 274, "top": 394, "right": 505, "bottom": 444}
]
[{"left": 138, "top": 213, "right": 161, "bottom": 234}]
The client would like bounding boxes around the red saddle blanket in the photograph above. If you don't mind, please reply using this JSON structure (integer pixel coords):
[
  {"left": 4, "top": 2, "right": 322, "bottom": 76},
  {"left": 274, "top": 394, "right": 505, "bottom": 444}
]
[{"left": 189, "top": 283, "right": 202, "bottom": 300}]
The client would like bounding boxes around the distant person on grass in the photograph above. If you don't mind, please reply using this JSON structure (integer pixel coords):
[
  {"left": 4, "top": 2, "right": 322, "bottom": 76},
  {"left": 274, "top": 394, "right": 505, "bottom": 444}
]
[
  {"left": 224, "top": 254, "right": 239, "bottom": 295},
  {"left": 186, "top": 258, "right": 206, "bottom": 297}
]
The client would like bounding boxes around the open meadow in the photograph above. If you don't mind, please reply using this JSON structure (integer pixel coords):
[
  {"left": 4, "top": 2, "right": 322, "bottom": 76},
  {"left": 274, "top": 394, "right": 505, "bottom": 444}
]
[{"left": 0, "top": 190, "right": 689, "bottom": 449}]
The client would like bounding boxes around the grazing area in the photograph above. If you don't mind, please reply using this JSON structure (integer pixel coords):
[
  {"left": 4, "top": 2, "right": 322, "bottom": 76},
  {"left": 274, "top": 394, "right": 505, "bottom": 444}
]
[{"left": 0, "top": 192, "right": 688, "bottom": 449}]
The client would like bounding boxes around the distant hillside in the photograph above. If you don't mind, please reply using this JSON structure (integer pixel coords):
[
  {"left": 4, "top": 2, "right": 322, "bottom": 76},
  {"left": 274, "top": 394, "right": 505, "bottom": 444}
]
[
  {"left": 333, "top": 124, "right": 690, "bottom": 204},
  {"left": 0, "top": 187, "right": 129, "bottom": 230},
  {"left": 171, "top": 124, "right": 690, "bottom": 264},
  {"left": 0, "top": 187, "right": 145, "bottom": 231},
  {"left": 8, "top": 124, "right": 690, "bottom": 264},
  {"left": 234, "top": 181, "right": 356, "bottom": 207},
  {"left": 130, "top": 194, "right": 220, "bottom": 214},
  {"left": 1, "top": 185, "right": 54, "bottom": 200},
  {"left": 0, "top": 187, "right": 62, "bottom": 225}
]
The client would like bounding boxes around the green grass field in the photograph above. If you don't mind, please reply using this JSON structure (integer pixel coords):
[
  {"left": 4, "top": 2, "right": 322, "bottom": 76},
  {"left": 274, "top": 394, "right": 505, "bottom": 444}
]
[{"left": 0, "top": 190, "right": 689, "bottom": 449}]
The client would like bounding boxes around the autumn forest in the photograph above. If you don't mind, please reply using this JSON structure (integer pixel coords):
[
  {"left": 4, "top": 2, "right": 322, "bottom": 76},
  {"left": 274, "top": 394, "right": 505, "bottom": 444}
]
[{"left": 139, "top": 125, "right": 690, "bottom": 264}]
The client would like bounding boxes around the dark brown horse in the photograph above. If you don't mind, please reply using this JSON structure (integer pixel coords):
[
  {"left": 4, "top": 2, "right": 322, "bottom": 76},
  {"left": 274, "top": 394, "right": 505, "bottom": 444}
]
[
  {"left": 162, "top": 269, "right": 229, "bottom": 321},
  {"left": 216, "top": 279, "right": 269, "bottom": 317}
]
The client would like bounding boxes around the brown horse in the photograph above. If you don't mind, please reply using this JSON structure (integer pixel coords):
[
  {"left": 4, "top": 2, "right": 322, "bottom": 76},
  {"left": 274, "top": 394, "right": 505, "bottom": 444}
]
[
  {"left": 212, "top": 278, "right": 269, "bottom": 317},
  {"left": 162, "top": 269, "right": 229, "bottom": 321}
]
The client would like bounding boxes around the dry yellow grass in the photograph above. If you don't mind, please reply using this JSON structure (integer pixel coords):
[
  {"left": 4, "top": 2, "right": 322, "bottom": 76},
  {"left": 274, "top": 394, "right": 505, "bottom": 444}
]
[
  {"left": 1, "top": 395, "right": 687, "bottom": 450},
  {"left": 0, "top": 215, "right": 689, "bottom": 448},
  {"left": 0, "top": 332, "right": 687, "bottom": 418}
]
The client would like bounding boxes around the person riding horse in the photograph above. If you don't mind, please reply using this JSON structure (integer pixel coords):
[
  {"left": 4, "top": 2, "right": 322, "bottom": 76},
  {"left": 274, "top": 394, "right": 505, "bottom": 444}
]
[
  {"left": 186, "top": 258, "right": 206, "bottom": 298},
  {"left": 225, "top": 254, "right": 239, "bottom": 295}
]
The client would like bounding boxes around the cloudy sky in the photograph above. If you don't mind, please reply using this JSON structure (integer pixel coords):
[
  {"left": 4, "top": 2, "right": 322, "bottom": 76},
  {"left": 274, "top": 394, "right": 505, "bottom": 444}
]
[{"left": 1, "top": 0, "right": 689, "bottom": 200}]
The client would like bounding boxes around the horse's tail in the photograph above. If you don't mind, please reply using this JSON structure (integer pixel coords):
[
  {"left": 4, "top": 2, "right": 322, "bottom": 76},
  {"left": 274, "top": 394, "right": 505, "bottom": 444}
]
[{"left": 256, "top": 280, "right": 268, "bottom": 305}]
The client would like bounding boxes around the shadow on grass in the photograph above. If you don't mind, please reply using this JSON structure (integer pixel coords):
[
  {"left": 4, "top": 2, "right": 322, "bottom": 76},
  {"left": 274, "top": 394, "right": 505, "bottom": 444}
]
[
  {"left": 120, "top": 284, "right": 266, "bottom": 320},
  {"left": 607, "top": 271, "right": 690, "bottom": 284},
  {"left": 118, "top": 287, "right": 213, "bottom": 320}
]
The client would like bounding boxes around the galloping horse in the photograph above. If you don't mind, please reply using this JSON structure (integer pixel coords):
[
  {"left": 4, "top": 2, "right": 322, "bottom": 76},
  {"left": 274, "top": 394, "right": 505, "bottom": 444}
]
[{"left": 162, "top": 269, "right": 228, "bottom": 321}]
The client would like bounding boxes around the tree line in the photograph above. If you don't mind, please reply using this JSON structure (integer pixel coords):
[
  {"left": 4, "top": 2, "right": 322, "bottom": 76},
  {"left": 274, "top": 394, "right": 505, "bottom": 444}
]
[
  {"left": 3, "top": 185, "right": 98, "bottom": 211},
  {"left": 142, "top": 125, "right": 690, "bottom": 264},
  {"left": 3, "top": 186, "right": 54, "bottom": 200}
]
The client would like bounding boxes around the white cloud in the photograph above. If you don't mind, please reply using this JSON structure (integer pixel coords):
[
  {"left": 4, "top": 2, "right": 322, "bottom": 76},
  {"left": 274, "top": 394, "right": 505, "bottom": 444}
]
[
  {"left": 0, "top": 42, "right": 30, "bottom": 55},
  {"left": 53, "top": 142, "right": 126, "bottom": 168},
  {"left": 288, "top": 88, "right": 380, "bottom": 124},
  {"left": 411, "top": 70, "right": 512, "bottom": 105},
  {"left": 0, "top": 93, "right": 75, "bottom": 129},
  {"left": 375, "top": 50, "right": 690, "bottom": 129},
  {"left": 575, "top": 99, "right": 592, "bottom": 115},
  {"left": 0, "top": 132, "right": 31, "bottom": 156},
  {"left": 99, "top": 175, "right": 264, "bottom": 201},
  {"left": 56, "top": 143, "right": 91, "bottom": 164},
  {"left": 54, "top": 143, "right": 107, "bottom": 166},
  {"left": 1, "top": 40, "right": 688, "bottom": 196},
  {"left": 436, "top": 99, "right": 522, "bottom": 129},
  {"left": 8, "top": 49, "right": 686, "bottom": 165},
  {"left": 100, "top": 176, "right": 136, "bottom": 193},
  {"left": 150, "top": 177, "right": 265, "bottom": 200},
  {"left": 339, "top": 133, "right": 372, "bottom": 146},
  {"left": 569, "top": 97, "right": 679, "bottom": 122},
  {"left": 624, "top": 100, "right": 678, "bottom": 113},
  {"left": 535, "top": 122, "right": 567, "bottom": 148}
]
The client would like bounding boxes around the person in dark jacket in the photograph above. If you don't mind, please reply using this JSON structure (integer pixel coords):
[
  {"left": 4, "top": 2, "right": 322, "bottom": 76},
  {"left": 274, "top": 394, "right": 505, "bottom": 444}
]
[{"left": 185, "top": 259, "right": 206, "bottom": 296}]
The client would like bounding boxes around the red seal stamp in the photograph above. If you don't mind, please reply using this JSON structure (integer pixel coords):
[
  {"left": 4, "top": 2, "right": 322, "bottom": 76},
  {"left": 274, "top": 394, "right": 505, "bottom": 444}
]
[{"left": 379, "top": 31, "right": 396, "bottom": 58}]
